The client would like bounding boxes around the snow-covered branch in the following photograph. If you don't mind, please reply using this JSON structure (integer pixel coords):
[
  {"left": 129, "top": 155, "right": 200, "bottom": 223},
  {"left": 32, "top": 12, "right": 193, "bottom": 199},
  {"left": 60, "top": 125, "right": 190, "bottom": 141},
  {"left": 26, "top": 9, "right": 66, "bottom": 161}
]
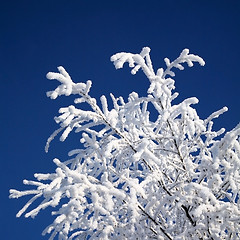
[{"left": 10, "top": 47, "right": 240, "bottom": 239}]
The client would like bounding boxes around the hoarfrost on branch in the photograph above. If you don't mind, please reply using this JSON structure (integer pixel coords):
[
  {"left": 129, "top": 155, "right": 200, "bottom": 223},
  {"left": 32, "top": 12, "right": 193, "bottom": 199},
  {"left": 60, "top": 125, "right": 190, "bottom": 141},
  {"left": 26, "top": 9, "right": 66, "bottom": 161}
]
[{"left": 10, "top": 47, "right": 240, "bottom": 239}]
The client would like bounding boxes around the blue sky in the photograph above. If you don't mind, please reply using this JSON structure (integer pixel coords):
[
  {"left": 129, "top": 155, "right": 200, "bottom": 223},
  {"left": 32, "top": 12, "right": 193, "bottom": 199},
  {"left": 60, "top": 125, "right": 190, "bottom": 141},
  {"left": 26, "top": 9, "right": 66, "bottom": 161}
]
[{"left": 1, "top": 0, "right": 239, "bottom": 239}]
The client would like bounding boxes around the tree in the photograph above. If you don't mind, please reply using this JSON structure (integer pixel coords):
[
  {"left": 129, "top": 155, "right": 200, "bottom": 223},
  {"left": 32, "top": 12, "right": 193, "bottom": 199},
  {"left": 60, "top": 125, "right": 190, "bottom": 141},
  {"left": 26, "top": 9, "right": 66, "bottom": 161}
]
[{"left": 10, "top": 47, "right": 240, "bottom": 240}]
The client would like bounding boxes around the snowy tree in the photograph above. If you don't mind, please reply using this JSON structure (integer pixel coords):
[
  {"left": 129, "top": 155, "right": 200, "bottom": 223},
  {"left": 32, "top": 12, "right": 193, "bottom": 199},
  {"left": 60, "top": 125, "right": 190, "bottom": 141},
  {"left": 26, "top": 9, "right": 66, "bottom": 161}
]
[{"left": 10, "top": 47, "right": 240, "bottom": 240}]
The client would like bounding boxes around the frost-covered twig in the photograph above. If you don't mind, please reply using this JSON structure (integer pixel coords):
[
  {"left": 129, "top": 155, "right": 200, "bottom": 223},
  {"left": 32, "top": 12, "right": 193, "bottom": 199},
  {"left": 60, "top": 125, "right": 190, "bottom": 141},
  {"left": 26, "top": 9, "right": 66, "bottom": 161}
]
[{"left": 162, "top": 48, "right": 205, "bottom": 78}]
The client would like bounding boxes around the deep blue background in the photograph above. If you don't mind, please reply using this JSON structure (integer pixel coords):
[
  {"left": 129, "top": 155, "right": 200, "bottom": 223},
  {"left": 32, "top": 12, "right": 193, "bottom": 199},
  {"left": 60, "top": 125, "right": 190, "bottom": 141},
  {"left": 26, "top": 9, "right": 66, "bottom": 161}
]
[{"left": 1, "top": 0, "right": 239, "bottom": 239}]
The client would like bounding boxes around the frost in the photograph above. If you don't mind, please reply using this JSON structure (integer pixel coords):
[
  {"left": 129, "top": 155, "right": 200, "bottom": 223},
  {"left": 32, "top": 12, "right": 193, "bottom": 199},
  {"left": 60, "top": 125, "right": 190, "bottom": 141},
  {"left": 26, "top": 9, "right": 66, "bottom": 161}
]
[{"left": 10, "top": 47, "right": 239, "bottom": 239}]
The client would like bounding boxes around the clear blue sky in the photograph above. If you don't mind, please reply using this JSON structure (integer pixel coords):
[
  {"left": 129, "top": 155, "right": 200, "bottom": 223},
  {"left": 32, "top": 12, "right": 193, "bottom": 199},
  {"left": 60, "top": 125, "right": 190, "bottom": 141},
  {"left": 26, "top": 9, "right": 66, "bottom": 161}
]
[{"left": 1, "top": 0, "right": 239, "bottom": 239}]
